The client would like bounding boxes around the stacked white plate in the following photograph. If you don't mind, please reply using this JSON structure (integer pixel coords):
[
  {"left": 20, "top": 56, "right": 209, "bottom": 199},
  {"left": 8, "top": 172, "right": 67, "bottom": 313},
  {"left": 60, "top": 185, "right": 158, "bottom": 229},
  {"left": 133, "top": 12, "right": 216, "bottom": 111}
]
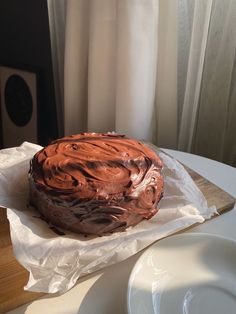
[{"left": 127, "top": 233, "right": 236, "bottom": 314}]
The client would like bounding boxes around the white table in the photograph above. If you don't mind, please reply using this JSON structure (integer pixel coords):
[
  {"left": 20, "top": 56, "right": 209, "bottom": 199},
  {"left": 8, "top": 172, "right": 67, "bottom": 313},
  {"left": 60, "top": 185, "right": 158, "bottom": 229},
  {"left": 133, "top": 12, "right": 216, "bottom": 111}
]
[{"left": 7, "top": 149, "right": 236, "bottom": 314}]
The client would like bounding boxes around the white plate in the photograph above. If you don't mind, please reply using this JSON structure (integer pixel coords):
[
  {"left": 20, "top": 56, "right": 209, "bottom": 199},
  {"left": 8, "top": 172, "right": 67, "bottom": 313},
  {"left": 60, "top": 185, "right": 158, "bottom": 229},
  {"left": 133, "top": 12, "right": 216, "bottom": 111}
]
[{"left": 127, "top": 233, "right": 236, "bottom": 314}]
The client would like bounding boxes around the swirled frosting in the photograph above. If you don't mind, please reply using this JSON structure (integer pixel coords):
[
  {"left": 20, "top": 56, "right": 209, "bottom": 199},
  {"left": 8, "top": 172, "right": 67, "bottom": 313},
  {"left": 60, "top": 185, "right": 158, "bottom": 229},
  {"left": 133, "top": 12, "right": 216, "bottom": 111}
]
[{"left": 29, "top": 133, "right": 164, "bottom": 235}]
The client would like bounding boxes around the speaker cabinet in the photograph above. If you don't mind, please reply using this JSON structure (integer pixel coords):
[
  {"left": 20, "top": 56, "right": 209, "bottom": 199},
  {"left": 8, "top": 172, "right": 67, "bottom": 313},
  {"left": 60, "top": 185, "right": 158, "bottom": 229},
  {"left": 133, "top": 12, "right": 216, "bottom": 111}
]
[{"left": 0, "top": 66, "right": 38, "bottom": 147}]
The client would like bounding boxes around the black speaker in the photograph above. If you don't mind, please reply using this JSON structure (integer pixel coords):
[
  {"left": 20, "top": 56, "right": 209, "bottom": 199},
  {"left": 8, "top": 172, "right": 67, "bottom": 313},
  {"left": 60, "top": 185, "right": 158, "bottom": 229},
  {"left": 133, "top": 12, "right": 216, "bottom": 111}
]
[{"left": 0, "top": 66, "right": 38, "bottom": 147}]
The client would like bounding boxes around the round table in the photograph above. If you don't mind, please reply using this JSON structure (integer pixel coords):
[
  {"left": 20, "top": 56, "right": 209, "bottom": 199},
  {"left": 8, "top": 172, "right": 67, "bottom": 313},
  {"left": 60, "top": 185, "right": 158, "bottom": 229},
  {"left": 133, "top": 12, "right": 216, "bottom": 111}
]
[{"left": 7, "top": 149, "right": 236, "bottom": 314}]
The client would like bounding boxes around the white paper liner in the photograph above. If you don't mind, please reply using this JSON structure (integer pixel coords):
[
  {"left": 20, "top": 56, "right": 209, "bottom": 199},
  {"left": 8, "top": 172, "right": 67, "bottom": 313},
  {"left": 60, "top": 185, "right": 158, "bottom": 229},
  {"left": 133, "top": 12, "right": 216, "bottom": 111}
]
[{"left": 0, "top": 142, "right": 217, "bottom": 293}]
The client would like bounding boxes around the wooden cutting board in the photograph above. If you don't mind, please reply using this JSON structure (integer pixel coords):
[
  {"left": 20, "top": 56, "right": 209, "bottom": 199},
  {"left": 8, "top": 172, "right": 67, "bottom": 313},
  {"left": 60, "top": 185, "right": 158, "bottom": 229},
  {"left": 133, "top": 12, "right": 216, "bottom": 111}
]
[{"left": 0, "top": 167, "right": 235, "bottom": 314}]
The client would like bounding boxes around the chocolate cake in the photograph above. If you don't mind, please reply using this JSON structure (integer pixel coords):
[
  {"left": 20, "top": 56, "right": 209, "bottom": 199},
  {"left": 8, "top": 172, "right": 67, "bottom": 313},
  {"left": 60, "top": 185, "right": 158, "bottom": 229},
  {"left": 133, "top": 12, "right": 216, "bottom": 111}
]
[{"left": 29, "top": 133, "right": 164, "bottom": 235}]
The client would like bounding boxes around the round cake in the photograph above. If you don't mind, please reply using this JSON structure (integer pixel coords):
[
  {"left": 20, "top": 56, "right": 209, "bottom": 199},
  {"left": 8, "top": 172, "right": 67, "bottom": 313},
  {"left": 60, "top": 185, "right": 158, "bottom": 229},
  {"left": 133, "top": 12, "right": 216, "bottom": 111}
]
[{"left": 29, "top": 133, "right": 164, "bottom": 235}]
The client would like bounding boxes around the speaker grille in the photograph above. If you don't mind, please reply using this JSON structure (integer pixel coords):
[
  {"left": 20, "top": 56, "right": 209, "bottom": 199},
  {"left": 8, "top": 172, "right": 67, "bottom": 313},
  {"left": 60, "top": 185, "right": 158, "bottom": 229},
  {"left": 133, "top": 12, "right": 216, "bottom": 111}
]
[{"left": 5, "top": 74, "right": 33, "bottom": 127}]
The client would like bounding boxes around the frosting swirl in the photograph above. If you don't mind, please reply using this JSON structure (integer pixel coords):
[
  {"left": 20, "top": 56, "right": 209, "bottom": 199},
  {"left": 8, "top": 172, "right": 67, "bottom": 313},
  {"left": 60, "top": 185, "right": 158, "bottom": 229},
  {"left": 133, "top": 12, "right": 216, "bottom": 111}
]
[{"left": 29, "top": 133, "right": 164, "bottom": 235}]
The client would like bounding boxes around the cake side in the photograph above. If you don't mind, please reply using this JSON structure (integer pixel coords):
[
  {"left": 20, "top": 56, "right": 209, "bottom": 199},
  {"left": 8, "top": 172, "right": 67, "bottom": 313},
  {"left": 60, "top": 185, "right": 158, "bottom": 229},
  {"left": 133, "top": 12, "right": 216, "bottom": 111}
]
[{"left": 29, "top": 133, "right": 164, "bottom": 235}]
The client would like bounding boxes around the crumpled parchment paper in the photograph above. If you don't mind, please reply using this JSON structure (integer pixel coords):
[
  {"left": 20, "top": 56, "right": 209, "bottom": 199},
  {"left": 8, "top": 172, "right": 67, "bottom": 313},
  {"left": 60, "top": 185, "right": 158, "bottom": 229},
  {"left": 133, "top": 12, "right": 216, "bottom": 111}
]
[{"left": 0, "top": 142, "right": 217, "bottom": 293}]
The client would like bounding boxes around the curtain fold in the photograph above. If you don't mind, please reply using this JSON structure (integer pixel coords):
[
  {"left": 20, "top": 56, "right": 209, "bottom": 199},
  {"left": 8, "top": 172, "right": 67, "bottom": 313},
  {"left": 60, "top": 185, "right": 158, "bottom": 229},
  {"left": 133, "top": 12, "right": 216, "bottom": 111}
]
[
  {"left": 193, "top": 0, "right": 236, "bottom": 165},
  {"left": 48, "top": 0, "right": 236, "bottom": 166},
  {"left": 47, "top": 0, "right": 65, "bottom": 137},
  {"left": 155, "top": 0, "right": 177, "bottom": 148},
  {"left": 178, "top": 0, "right": 213, "bottom": 152},
  {"left": 115, "top": 0, "right": 158, "bottom": 141},
  {"left": 63, "top": 0, "right": 90, "bottom": 135},
  {"left": 87, "top": 0, "right": 117, "bottom": 133}
]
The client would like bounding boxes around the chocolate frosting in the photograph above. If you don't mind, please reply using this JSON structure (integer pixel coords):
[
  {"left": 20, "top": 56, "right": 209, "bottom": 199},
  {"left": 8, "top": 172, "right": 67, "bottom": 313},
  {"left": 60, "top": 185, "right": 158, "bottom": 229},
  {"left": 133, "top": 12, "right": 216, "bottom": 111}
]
[{"left": 29, "top": 133, "right": 164, "bottom": 235}]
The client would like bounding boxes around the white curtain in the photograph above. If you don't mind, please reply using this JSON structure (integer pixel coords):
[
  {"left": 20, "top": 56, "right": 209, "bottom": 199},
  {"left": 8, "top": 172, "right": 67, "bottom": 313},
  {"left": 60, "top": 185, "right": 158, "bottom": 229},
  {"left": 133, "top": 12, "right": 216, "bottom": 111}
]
[
  {"left": 63, "top": 0, "right": 159, "bottom": 143},
  {"left": 48, "top": 0, "right": 236, "bottom": 166}
]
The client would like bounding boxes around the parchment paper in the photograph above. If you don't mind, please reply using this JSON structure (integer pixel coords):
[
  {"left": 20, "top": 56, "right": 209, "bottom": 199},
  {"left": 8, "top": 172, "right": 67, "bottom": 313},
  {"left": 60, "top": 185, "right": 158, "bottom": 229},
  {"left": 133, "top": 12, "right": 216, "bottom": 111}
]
[{"left": 0, "top": 142, "right": 217, "bottom": 293}]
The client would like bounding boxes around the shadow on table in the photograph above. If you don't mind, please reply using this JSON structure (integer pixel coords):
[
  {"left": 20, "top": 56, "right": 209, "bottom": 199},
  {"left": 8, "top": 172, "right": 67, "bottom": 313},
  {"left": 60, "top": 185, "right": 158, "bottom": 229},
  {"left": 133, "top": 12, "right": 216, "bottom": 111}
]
[{"left": 77, "top": 253, "right": 140, "bottom": 314}]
